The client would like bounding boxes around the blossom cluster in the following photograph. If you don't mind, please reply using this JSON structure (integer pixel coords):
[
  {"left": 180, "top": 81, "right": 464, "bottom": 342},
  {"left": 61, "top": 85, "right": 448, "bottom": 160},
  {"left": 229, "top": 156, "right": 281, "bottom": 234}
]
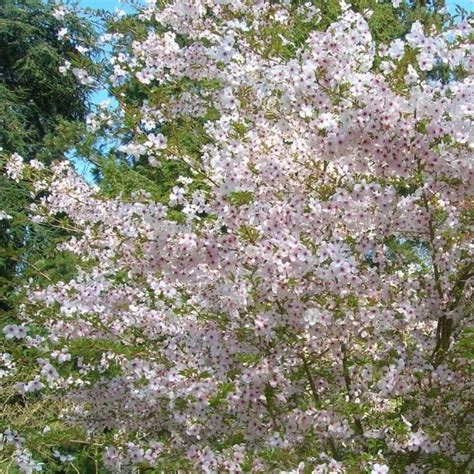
[{"left": 3, "top": 0, "right": 473, "bottom": 472}]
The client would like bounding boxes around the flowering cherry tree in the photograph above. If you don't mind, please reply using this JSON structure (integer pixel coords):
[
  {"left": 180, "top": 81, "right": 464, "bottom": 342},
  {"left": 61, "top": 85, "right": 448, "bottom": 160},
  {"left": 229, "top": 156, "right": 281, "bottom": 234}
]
[{"left": 2, "top": 0, "right": 473, "bottom": 472}]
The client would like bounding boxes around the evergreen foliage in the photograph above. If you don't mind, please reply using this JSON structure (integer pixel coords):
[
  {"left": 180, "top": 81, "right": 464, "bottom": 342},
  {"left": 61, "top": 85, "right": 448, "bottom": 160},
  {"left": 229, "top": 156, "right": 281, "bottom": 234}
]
[{"left": 0, "top": 0, "right": 95, "bottom": 321}]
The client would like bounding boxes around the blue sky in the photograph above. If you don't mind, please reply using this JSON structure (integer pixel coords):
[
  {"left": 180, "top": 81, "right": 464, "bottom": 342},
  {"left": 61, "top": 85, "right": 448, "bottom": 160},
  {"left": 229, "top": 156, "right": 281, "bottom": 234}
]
[
  {"left": 78, "top": 0, "right": 138, "bottom": 13},
  {"left": 446, "top": 0, "right": 474, "bottom": 13}
]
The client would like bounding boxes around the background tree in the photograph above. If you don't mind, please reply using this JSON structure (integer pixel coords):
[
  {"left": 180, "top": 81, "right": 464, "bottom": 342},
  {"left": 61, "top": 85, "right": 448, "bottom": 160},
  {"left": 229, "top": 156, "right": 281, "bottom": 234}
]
[
  {"left": 0, "top": 0, "right": 97, "bottom": 314},
  {"left": 0, "top": 3, "right": 102, "bottom": 470}
]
